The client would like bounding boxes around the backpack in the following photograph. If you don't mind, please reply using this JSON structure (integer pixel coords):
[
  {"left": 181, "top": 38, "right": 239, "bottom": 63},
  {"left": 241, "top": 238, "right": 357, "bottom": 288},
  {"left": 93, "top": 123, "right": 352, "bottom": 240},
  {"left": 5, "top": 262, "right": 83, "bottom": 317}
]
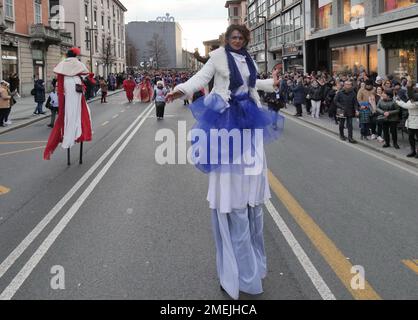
[{"left": 31, "top": 88, "right": 36, "bottom": 96}]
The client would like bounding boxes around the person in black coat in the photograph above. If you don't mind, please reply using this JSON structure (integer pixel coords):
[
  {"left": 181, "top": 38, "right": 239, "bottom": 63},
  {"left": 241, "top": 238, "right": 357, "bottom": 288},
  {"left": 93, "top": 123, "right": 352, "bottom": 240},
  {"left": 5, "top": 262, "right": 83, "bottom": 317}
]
[
  {"left": 334, "top": 80, "right": 359, "bottom": 143},
  {"left": 33, "top": 79, "right": 46, "bottom": 115},
  {"left": 291, "top": 78, "right": 305, "bottom": 117}
]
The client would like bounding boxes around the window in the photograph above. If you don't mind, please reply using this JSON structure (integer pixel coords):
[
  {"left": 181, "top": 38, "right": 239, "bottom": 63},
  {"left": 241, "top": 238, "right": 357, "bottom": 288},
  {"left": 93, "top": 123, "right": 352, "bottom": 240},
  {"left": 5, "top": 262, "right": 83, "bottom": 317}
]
[
  {"left": 101, "top": 15, "right": 104, "bottom": 29},
  {"left": 387, "top": 48, "right": 417, "bottom": 82},
  {"left": 86, "top": 31, "right": 90, "bottom": 50},
  {"left": 248, "top": 3, "right": 256, "bottom": 26},
  {"left": 101, "top": 0, "right": 103, "bottom": 7},
  {"left": 331, "top": 43, "right": 377, "bottom": 74},
  {"left": 34, "top": 0, "right": 42, "bottom": 24},
  {"left": 233, "top": 7, "right": 239, "bottom": 16},
  {"left": 107, "top": 0, "right": 110, "bottom": 9},
  {"left": 113, "top": 22, "right": 116, "bottom": 36},
  {"left": 342, "top": 0, "right": 364, "bottom": 24},
  {"left": 269, "top": 0, "right": 282, "bottom": 16},
  {"left": 118, "top": 25, "right": 120, "bottom": 39},
  {"left": 102, "top": 38, "right": 105, "bottom": 52},
  {"left": 85, "top": 4, "right": 89, "bottom": 22},
  {"left": 94, "top": 10, "right": 97, "bottom": 26},
  {"left": 5, "top": 0, "right": 14, "bottom": 19},
  {"left": 108, "top": 18, "right": 111, "bottom": 31},
  {"left": 258, "top": 0, "right": 267, "bottom": 17},
  {"left": 95, "top": 35, "right": 98, "bottom": 52},
  {"left": 284, "top": 0, "right": 294, "bottom": 7},
  {"left": 315, "top": 0, "right": 332, "bottom": 30},
  {"left": 380, "top": 0, "right": 417, "bottom": 12}
]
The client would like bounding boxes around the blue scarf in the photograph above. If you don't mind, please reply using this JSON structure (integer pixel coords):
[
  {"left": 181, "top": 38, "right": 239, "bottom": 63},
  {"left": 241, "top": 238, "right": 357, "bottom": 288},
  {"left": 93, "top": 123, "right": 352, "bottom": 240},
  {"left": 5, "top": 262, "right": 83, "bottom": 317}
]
[{"left": 225, "top": 44, "right": 257, "bottom": 92}]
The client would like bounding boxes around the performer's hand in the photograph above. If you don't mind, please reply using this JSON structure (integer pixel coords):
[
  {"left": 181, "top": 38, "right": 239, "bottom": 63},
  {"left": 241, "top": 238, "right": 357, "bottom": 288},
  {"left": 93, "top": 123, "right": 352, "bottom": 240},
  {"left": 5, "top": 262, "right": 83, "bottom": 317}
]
[{"left": 166, "top": 91, "right": 183, "bottom": 103}]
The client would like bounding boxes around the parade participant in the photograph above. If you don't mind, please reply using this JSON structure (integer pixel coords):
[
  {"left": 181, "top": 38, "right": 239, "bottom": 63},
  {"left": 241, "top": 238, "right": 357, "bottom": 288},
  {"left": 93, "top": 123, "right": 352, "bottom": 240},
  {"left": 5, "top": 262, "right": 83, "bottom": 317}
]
[
  {"left": 44, "top": 47, "right": 92, "bottom": 161},
  {"left": 166, "top": 24, "right": 283, "bottom": 300},
  {"left": 123, "top": 75, "right": 136, "bottom": 103},
  {"left": 99, "top": 77, "right": 108, "bottom": 103},
  {"left": 135, "top": 76, "right": 154, "bottom": 103},
  {"left": 153, "top": 81, "right": 168, "bottom": 119}
]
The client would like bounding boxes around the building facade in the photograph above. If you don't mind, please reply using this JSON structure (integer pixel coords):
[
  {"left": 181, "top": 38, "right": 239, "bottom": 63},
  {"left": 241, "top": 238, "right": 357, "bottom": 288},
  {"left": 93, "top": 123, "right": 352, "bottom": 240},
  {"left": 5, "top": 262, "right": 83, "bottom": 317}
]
[
  {"left": 247, "top": 0, "right": 305, "bottom": 73},
  {"left": 126, "top": 19, "right": 183, "bottom": 69},
  {"left": 225, "top": 0, "right": 248, "bottom": 25},
  {"left": 305, "top": 0, "right": 418, "bottom": 81},
  {"left": 56, "top": 0, "right": 127, "bottom": 78},
  {"left": 0, "top": 0, "right": 73, "bottom": 96}
]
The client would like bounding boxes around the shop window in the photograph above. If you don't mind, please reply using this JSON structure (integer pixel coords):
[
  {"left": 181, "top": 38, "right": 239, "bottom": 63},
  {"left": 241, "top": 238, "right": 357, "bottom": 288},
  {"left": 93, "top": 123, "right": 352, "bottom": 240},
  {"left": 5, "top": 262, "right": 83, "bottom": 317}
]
[
  {"left": 387, "top": 48, "right": 417, "bottom": 82},
  {"left": 314, "top": 0, "right": 332, "bottom": 30},
  {"left": 380, "top": 0, "right": 418, "bottom": 13},
  {"left": 332, "top": 44, "right": 377, "bottom": 75}
]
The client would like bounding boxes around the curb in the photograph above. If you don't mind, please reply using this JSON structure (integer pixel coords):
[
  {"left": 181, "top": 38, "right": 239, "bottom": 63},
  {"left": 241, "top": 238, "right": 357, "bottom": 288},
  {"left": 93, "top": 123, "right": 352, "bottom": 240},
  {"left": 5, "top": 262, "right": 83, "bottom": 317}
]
[
  {"left": 281, "top": 108, "right": 418, "bottom": 169},
  {"left": 0, "top": 90, "right": 124, "bottom": 136}
]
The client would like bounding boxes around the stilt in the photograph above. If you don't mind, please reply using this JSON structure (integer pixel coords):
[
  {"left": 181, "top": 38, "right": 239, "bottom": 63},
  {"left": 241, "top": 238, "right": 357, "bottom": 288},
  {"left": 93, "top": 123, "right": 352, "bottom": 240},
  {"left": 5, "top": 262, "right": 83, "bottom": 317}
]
[
  {"left": 67, "top": 148, "right": 71, "bottom": 166},
  {"left": 79, "top": 142, "right": 83, "bottom": 164}
]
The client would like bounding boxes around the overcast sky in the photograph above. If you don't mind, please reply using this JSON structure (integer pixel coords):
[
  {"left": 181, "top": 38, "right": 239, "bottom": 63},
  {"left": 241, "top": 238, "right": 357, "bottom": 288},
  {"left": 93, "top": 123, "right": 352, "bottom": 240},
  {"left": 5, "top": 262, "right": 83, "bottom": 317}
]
[{"left": 123, "top": 0, "right": 229, "bottom": 53}]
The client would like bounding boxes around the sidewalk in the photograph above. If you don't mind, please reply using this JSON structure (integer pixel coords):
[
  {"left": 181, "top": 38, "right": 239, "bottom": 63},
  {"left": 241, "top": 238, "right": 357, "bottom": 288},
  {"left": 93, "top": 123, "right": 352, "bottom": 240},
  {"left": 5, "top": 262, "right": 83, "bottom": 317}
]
[
  {"left": 280, "top": 104, "right": 418, "bottom": 168},
  {"left": 0, "top": 89, "right": 124, "bottom": 136}
]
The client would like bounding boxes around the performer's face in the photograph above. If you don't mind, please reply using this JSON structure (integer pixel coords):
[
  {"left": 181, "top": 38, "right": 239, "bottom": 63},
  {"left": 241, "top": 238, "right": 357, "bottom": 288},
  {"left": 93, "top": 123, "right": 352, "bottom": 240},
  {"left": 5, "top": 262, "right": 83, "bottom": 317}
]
[{"left": 228, "top": 30, "right": 245, "bottom": 51}]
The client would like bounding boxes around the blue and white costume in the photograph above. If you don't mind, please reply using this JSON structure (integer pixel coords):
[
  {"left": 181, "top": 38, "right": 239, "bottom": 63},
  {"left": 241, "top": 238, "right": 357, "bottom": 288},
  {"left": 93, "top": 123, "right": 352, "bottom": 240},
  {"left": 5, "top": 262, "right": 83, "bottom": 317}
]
[{"left": 175, "top": 46, "right": 284, "bottom": 300}]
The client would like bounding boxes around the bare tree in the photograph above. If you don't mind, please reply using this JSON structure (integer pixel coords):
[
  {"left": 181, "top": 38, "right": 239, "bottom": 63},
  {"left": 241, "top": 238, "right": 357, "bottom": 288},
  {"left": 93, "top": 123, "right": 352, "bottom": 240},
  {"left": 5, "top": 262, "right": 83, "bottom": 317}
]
[
  {"left": 97, "top": 38, "right": 117, "bottom": 78},
  {"left": 147, "top": 33, "right": 169, "bottom": 69}
]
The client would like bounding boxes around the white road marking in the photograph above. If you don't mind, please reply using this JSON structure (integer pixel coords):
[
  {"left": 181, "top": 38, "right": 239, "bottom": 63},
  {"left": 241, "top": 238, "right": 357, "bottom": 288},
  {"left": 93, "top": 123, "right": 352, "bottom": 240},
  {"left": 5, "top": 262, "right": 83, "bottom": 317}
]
[
  {"left": 101, "top": 121, "right": 109, "bottom": 126},
  {"left": 0, "top": 104, "right": 156, "bottom": 300},
  {"left": 265, "top": 200, "right": 336, "bottom": 300},
  {"left": 284, "top": 115, "right": 418, "bottom": 178},
  {"left": 0, "top": 102, "right": 155, "bottom": 284},
  {"left": 112, "top": 114, "right": 119, "bottom": 119}
]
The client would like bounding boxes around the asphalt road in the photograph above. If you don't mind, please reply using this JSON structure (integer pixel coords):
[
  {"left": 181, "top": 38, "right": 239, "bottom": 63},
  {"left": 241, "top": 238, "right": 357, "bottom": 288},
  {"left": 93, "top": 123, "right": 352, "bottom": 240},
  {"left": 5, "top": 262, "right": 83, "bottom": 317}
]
[{"left": 0, "top": 91, "right": 417, "bottom": 300}]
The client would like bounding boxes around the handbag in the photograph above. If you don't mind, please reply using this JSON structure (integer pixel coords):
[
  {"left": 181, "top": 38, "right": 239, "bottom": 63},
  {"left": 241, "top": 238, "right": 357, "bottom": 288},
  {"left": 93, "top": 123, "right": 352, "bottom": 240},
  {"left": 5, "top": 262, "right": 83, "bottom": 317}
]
[{"left": 75, "top": 84, "right": 84, "bottom": 93}]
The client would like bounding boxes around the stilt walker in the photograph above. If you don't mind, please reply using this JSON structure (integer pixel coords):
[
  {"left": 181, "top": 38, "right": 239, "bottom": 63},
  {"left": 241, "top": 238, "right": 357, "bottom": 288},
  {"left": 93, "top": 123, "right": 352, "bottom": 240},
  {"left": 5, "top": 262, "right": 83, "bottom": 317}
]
[{"left": 44, "top": 47, "right": 92, "bottom": 165}]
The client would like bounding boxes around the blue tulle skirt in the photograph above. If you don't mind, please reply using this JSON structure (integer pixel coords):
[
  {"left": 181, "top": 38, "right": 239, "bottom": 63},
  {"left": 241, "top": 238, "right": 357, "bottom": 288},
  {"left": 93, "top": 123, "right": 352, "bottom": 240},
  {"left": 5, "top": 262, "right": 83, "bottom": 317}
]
[{"left": 189, "top": 93, "right": 284, "bottom": 174}]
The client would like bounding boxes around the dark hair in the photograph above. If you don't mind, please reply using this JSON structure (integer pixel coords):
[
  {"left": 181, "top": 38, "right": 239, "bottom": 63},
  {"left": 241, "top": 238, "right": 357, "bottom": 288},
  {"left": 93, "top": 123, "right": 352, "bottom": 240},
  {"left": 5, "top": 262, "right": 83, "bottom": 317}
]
[
  {"left": 67, "top": 50, "right": 77, "bottom": 58},
  {"left": 225, "top": 24, "right": 251, "bottom": 48},
  {"left": 384, "top": 89, "right": 394, "bottom": 99},
  {"left": 412, "top": 93, "right": 418, "bottom": 102}
]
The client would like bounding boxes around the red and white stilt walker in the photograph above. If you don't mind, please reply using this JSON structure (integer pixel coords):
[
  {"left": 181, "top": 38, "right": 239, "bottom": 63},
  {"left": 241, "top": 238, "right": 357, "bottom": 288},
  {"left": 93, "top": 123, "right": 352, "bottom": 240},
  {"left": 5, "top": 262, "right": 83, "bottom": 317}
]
[{"left": 44, "top": 47, "right": 92, "bottom": 165}]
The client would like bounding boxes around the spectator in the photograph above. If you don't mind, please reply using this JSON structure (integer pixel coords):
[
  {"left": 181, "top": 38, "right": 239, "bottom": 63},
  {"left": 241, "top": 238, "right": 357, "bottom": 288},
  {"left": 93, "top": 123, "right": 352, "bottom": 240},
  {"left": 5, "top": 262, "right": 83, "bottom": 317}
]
[
  {"left": 308, "top": 79, "right": 323, "bottom": 119},
  {"left": 376, "top": 90, "right": 400, "bottom": 149},
  {"left": 334, "top": 80, "right": 359, "bottom": 143},
  {"left": 395, "top": 93, "right": 418, "bottom": 158},
  {"left": 33, "top": 78, "right": 46, "bottom": 115}
]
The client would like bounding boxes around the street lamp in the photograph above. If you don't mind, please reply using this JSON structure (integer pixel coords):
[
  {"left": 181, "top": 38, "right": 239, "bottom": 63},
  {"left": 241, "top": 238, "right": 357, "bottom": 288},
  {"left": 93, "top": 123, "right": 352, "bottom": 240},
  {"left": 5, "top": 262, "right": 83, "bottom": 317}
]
[{"left": 257, "top": 15, "right": 268, "bottom": 73}]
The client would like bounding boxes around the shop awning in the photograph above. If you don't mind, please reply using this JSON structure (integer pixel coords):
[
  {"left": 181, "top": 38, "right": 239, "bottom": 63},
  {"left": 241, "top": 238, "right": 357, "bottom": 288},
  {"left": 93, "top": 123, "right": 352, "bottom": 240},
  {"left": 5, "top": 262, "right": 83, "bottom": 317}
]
[{"left": 366, "top": 17, "right": 418, "bottom": 36}]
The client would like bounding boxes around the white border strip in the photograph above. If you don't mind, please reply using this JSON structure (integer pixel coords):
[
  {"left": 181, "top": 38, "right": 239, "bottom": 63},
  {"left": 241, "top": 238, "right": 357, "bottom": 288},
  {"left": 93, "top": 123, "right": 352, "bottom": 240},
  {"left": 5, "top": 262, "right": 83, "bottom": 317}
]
[
  {"left": 0, "top": 102, "right": 155, "bottom": 281},
  {"left": 265, "top": 200, "right": 336, "bottom": 300}
]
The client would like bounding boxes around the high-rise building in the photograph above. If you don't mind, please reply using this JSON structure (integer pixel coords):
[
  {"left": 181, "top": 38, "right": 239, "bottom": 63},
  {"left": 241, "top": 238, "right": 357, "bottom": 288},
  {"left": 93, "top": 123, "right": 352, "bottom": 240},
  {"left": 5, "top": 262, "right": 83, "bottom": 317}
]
[{"left": 126, "top": 18, "right": 183, "bottom": 69}]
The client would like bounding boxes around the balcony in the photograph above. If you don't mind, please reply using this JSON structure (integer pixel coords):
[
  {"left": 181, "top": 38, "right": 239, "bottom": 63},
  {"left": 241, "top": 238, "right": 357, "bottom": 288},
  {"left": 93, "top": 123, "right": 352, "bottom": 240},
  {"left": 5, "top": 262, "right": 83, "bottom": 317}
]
[
  {"left": 60, "top": 32, "right": 73, "bottom": 47},
  {"left": 29, "top": 24, "right": 62, "bottom": 46}
]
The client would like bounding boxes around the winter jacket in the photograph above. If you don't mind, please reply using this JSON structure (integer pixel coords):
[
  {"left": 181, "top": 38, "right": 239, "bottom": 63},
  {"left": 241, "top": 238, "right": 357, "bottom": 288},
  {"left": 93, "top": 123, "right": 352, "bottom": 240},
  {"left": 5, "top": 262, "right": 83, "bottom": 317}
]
[
  {"left": 174, "top": 47, "right": 276, "bottom": 108},
  {"left": 358, "top": 105, "right": 372, "bottom": 124},
  {"left": 396, "top": 100, "right": 418, "bottom": 129},
  {"left": 0, "top": 87, "right": 11, "bottom": 109},
  {"left": 291, "top": 84, "right": 305, "bottom": 105},
  {"left": 357, "top": 87, "right": 376, "bottom": 104},
  {"left": 334, "top": 89, "right": 358, "bottom": 117},
  {"left": 34, "top": 80, "right": 46, "bottom": 103},
  {"left": 376, "top": 99, "right": 400, "bottom": 122},
  {"left": 308, "top": 86, "right": 323, "bottom": 101}
]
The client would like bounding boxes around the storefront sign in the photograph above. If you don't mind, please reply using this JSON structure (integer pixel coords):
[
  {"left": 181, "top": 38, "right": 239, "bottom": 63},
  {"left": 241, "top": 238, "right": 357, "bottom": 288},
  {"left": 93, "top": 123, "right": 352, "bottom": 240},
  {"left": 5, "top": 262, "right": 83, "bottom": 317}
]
[
  {"left": 35, "top": 60, "right": 44, "bottom": 65},
  {"left": 1, "top": 55, "right": 17, "bottom": 60}
]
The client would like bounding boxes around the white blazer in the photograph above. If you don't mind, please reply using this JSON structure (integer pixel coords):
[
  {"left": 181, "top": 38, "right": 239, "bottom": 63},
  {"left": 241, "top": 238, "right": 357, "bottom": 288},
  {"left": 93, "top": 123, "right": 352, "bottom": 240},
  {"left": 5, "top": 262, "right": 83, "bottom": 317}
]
[{"left": 174, "top": 47, "right": 275, "bottom": 108}]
